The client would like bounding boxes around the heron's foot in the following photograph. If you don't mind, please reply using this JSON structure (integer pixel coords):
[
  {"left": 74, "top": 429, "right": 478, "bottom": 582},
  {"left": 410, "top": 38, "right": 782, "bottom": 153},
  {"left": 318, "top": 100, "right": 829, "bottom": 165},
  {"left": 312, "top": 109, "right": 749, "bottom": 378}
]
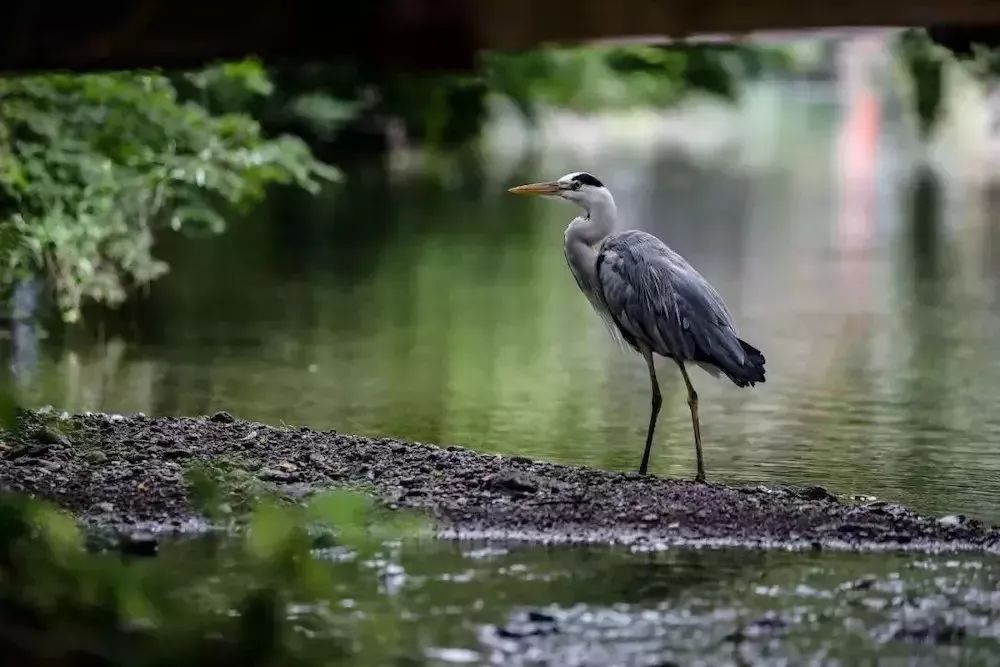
[{"left": 694, "top": 472, "right": 707, "bottom": 484}]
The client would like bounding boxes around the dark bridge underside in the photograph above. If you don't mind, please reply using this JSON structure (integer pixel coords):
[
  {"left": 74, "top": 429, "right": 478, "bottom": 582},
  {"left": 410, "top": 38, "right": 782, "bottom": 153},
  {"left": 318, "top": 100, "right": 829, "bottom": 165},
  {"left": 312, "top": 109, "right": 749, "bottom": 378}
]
[{"left": 2, "top": 1, "right": 1000, "bottom": 73}]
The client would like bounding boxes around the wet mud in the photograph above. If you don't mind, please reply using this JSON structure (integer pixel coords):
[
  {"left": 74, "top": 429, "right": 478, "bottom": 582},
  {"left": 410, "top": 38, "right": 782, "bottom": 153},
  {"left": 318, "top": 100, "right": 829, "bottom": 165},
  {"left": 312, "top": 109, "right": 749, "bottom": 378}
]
[{"left": 1, "top": 410, "right": 997, "bottom": 552}]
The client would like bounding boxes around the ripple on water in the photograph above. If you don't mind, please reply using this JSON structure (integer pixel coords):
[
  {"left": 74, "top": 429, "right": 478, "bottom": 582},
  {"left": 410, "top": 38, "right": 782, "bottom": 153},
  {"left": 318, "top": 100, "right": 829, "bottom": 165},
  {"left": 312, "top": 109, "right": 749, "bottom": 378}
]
[{"left": 475, "top": 552, "right": 1000, "bottom": 665}]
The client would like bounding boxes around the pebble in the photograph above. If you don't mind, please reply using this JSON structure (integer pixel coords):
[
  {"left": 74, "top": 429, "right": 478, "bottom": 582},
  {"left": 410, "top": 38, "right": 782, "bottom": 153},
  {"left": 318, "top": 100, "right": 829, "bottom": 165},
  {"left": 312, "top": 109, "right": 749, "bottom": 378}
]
[
  {"left": 161, "top": 448, "right": 193, "bottom": 459},
  {"left": 85, "top": 450, "right": 109, "bottom": 464},
  {"left": 209, "top": 411, "right": 236, "bottom": 424},
  {"left": 33, "top": 427, "right": 71, "bottom": 447}
]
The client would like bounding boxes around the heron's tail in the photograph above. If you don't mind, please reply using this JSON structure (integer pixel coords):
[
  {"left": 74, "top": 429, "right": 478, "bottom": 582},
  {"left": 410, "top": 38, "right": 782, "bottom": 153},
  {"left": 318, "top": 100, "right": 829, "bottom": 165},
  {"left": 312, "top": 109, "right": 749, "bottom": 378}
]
[{"left": 727, "top": 339, "right": 766, "bottom": 388}]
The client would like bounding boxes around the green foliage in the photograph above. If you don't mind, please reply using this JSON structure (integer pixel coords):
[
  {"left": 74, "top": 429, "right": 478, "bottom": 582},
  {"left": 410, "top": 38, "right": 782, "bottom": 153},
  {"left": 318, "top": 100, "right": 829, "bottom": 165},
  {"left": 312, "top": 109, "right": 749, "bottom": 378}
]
[
  {"left": 283, "top": 93, "right": 360, "bottom": 142},
  {"left": 895, "top": 30, "right": 948, "bottom": 139},
  {"left": 893, "top": 29, "right": 1000, "bottom": 139},
  {"left": 483, "top": 43, "right": 794, "bottom": 121},
  {"left": 0, "top": 491, "right": 426, "bottom": 666},
  {"left": 0, "top": 62, "right": 338, "bottom": 322},
  {"left": 968, "top": 42, "right": 1000, "bottom": 81}
]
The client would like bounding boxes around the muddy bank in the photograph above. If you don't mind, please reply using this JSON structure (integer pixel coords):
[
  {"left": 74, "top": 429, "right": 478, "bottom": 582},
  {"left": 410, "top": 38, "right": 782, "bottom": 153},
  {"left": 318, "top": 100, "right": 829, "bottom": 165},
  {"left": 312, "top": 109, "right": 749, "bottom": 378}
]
[{"left": 1, "top": 410, "right": 998, "bottom": 552}]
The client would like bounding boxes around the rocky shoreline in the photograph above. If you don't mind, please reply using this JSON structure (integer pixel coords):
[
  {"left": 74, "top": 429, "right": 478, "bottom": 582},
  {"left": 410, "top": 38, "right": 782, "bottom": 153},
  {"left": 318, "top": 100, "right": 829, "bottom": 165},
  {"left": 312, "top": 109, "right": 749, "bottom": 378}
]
[{"left": 1, "top": 410, "right": 997, "bottom": 552}]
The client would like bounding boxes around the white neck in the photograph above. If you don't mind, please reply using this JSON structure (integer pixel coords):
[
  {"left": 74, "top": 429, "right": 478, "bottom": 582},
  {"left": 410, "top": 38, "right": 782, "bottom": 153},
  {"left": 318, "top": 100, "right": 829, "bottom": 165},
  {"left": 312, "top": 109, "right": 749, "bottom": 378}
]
[{"left": 563, "top": 190, "right": 618, "bottom": 302}]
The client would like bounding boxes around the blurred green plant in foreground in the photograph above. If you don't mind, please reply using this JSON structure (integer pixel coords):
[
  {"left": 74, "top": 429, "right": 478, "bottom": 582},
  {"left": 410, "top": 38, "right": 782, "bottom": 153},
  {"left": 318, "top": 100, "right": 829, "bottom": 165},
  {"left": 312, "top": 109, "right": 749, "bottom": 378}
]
[
  {"left": 0, "top": 490, "right": 426, "bottom": 666},
  {"left": 0, "top": 60, "right": 339, "bottom": 322}
]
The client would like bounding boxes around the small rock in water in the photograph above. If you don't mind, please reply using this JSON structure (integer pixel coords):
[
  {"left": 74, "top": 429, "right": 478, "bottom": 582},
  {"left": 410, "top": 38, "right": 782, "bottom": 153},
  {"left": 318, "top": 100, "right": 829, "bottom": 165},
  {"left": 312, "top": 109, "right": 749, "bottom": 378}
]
[
  {"left": 280, "top": 483, "right": 314, "bottom": 499},
  {"left": 210, "top": 411, "right": 236, "bottom": 424},
  {"left": 260, "top": 469, "right": 299, "bottom": 482},
  {"left": 120, "top": 533, "right": 158, "bottom": 557},
  {"left": 938, "top": 514, "right": 963, "bottom": 527},
  {"left": 526, "top": 610, "right": 556, "bottom": 623},
  {"left": 842, "top": 575, "right": 877, "bottom": 591},
  {"left": 423, "top": 647, "right": 481, "bottom": 664}
]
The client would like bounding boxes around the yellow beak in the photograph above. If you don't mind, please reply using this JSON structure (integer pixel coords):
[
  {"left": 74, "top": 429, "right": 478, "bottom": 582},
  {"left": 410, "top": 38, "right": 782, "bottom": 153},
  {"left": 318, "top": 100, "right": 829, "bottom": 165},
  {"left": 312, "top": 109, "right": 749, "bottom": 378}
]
[{"left": 508, "top": 181, "right": 561, "bottom": 196}]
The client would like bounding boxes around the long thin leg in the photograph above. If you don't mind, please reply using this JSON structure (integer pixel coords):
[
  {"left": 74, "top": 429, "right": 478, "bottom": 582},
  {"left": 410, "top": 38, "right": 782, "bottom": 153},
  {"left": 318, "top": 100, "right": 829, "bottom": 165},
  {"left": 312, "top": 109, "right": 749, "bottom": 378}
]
[
  {"left": 638, "top": 348, "right": 662, "bottom": 475},
  {"left": 675, "top": 360, "right": 706, "bottom": 483}
]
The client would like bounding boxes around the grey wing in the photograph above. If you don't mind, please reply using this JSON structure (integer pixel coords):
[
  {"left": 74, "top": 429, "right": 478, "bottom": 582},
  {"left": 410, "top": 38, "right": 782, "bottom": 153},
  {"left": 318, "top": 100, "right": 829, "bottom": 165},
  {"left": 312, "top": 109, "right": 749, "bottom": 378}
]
[{"left": 596, "top": 230, "right": 765, "bottom": 386}]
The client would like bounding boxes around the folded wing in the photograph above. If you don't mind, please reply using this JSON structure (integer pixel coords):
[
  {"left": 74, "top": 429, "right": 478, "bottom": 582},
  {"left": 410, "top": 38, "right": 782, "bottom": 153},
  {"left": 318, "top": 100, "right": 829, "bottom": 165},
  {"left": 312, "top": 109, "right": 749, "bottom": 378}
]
[{"left": 596, "top": 230, "right": 765, "bottom": 387}]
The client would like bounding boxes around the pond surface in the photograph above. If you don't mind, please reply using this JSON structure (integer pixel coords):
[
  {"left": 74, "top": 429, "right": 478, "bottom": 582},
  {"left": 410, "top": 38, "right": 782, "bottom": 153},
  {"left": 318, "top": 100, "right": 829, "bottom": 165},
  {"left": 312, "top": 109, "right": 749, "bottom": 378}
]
[{"left": 10, "top": 59, "right": 1000, "bottom": 662}]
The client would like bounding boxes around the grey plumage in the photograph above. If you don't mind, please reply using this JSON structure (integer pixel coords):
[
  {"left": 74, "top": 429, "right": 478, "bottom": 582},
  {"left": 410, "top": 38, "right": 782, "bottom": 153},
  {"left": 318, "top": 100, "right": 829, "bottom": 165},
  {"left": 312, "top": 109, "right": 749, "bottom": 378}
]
[
  {"left": 596, "top": 230, "right": 765, "bottom": 388},
  {"left": 509, "top": 171, "right": 765, "bottom": 481}
]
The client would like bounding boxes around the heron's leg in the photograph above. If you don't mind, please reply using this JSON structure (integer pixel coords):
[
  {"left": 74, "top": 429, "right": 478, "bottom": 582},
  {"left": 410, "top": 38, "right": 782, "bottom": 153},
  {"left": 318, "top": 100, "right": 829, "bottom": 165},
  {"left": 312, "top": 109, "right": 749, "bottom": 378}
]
[
  {"left": 675, "top": 361, "right": 706, "bottom": 483},
  {"left": 639, "top": 348, "right": 662, "bottom": 475}
]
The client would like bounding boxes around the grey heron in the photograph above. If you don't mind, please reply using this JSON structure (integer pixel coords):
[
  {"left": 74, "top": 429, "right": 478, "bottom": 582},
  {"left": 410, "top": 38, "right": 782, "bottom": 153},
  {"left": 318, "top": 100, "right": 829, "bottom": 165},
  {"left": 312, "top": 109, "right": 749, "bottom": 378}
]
[{"left": 509, "top": 172, "right": 765, "bottom": 482}]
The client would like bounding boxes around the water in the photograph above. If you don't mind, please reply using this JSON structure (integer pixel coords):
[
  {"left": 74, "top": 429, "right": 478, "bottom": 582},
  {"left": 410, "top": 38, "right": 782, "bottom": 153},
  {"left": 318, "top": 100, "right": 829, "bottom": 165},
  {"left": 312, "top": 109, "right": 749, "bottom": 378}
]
[
  {"left": 10, "top": 63, "right": 1000, "bottom": 661},
  {"left": 149, "top": 537, "right": 1000, "bottom": 665}
]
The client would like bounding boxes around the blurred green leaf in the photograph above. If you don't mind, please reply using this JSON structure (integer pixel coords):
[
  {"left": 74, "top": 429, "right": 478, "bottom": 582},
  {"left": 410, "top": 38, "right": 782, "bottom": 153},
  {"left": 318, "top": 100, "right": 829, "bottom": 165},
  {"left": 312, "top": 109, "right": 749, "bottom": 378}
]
[
  {"left": 247, "top": 502, "right": 299, "bottom": 561},
  {"left": 0, "top": 493, "right": 368, "bottom": 665},
  {"left": 307, "top": 490, "right": 372, "bottom": 546}
]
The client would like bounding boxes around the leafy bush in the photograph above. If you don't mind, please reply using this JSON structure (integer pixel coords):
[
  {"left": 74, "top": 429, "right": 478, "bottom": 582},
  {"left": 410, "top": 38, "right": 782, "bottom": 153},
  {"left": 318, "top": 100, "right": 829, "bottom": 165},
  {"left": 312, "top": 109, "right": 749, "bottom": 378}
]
[{"left": 0, "top": 61, "right": 339, "bottom": 322}]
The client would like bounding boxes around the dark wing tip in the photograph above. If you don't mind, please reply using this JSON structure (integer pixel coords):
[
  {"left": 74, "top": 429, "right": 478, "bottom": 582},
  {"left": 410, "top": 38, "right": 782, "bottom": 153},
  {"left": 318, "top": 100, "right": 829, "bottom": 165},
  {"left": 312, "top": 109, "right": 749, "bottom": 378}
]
[{"left": 731, "top": 339, "right": 766, "bottom": 387}]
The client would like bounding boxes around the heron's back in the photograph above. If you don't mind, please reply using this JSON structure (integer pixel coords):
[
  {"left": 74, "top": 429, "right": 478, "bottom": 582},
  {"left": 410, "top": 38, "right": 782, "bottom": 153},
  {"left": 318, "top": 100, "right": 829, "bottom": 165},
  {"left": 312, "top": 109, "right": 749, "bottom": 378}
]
[{"left": 595, "top": 230, "right": 765, "bottom": 387}]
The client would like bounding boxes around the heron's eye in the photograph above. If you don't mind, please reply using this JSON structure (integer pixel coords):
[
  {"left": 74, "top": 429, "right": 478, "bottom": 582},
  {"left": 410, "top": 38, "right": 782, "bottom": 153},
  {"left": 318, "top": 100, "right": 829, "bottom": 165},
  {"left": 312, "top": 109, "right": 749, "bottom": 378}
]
[{"left": 571, "top": 181, "right": 582, "bottom": 191}]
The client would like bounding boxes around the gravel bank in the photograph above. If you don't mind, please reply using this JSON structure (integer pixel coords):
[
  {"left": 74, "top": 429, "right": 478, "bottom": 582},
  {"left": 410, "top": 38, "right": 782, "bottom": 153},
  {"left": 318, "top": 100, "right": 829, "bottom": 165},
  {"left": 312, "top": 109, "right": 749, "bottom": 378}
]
[{"left": 1, "top": 411, "right": 997, "bottom": 552}]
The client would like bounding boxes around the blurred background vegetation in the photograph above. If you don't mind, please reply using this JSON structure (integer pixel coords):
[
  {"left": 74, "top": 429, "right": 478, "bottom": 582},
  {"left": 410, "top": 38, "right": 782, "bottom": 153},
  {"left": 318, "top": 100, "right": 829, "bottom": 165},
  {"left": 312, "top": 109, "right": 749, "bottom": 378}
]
[
  {"left": 1, "top": 42, "right": 800, "bottom": 326},
  {"left": 1, "top": 31, "right": 996, "bottom": 328}
]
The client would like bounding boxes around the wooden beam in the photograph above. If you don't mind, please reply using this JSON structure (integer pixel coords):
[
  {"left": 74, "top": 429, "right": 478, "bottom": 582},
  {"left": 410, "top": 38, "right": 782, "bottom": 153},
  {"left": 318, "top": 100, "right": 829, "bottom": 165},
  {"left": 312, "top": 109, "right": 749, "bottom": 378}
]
[
  {"left": 3, "top": 1, "right": 1000, "bottom": 73},
  {"left": 474, "top": 1, "right": 1000, "bottom": 51}
]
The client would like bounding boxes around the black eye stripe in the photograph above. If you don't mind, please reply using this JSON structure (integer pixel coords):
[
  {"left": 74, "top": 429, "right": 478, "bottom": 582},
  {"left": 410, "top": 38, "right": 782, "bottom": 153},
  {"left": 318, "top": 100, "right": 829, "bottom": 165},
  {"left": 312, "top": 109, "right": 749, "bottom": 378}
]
[{"left": 571, "top": 173, "right": 604, "bottom": 188}]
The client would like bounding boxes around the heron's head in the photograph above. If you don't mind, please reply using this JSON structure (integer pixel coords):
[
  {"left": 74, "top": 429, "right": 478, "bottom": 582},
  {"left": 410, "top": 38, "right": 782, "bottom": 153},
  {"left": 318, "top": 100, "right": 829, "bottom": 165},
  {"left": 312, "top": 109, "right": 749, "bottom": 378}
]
[{"left": 508, "top": 172, "right": 612, "bottom": 213}]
